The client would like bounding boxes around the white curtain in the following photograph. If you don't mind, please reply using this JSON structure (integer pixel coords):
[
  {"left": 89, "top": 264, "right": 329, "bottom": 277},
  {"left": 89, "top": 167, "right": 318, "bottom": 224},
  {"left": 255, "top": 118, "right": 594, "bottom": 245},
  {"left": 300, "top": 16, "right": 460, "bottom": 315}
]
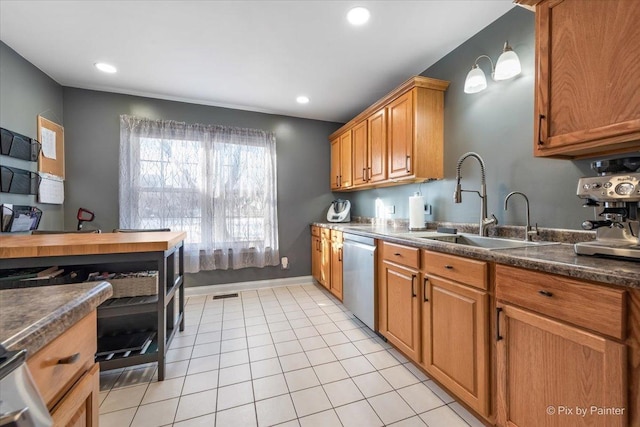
[{"left": 119, "top": 115, "right": 279, "bottom": 273}]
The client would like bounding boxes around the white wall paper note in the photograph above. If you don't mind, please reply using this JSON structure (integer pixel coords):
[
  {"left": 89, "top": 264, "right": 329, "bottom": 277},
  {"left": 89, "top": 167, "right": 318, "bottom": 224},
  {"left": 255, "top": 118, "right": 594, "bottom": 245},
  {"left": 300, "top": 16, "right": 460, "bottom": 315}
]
[
  {"left": 38, "top": 173, "right": 64, "bottom": 204},
  {"left": 41, "top": 127, "right": 57, "bottom": 159}
]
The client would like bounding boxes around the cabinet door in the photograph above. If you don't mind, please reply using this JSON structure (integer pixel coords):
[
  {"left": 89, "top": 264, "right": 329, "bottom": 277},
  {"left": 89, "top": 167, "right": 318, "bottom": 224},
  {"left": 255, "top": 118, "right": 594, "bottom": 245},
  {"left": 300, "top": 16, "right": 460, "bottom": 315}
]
[
  {"left": 51, "top": 363, "right": 99, "bottom": 427},
  {"left": 422, "top": 276, "right": 489, "bottom": 417},
  {"left": 330, "top": 235, "right": 343, "bottom": 301},
  {"left": 340, "top": 131, "right": 353, "bottom": 189},
  {"left": 330, "top": 137, "right": 341, "bottom": 190},
  {"left": 311, "top": 235, "right": 321, "bottom": 282},
  {"left": 535, "top": 0, "right": 640, "bottom": 157},
  {"left": 387, "top": 91, "right": 414, "bottom": 179},
  {"left": 352, "top": 121, "right": 368, "bottom": 186},
  {"left": 380, "top": 260, "right": 421, "bottom": 362},
  {"left": 367, "top": 108, "right": 387, "bottom": 183},
  {"left": 320, "top": 234, "right": 331, "bottom": 289},
  {"left": 496, "top": 303, "right": 627, "bottom": 427}
]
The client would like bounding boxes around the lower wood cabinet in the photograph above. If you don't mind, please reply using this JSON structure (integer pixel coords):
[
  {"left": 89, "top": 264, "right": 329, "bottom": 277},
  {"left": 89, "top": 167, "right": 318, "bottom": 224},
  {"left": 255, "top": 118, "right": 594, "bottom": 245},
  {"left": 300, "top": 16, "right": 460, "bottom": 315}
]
[
  {"left": 319, "top": 229, "right": 330, "bottom": 289},
  {"left": 496, "top": 265, "right": 627, "bottom": 427},
  {"left": 420, "top": 250, "right": 490, "bottom": 418},
  {"left": 311, "top": 226, "right": 330, "bottom": 288},
  {"left": 311, "top": 226, "right": 342, "bottom": 300},
  {"left": 51, "top": 363, "right": 99, "bottom": 427},
  {"left": 311, "top": 229, "right": 321, "bottom": 283},
  {"left": 329, "top": 230, "right": 343, "bottom": 301},
  {"left": 27, "top": 310, "right": 99, "bottom": 426},
  {"left": 378, "top": 242, "right": 421, "bottom": 362}
]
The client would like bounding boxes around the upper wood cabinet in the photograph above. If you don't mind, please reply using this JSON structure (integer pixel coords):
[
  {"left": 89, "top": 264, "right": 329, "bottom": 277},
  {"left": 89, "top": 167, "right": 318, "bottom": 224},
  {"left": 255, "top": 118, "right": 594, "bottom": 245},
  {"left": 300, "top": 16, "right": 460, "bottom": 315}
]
[
  {"left": 367, "top": 109, "right": 387, "bottom": 183},
  {"left": 352, "top": 120, "right": 369, "bottom": 186},
  {"left": 330, "top": 131, "right": 353, "bottom": 190},
  {"left": 532, "top": 0, "right": 640, "bottom": 158},
  {"left": 353, "top": 108, "right": 387, "bottom": 186},
  {"left": 329, "top": 76, "right": 449, "bottom": 191},
  {"left": 388, "top": 91, "right": 414, "bottom": 179}
]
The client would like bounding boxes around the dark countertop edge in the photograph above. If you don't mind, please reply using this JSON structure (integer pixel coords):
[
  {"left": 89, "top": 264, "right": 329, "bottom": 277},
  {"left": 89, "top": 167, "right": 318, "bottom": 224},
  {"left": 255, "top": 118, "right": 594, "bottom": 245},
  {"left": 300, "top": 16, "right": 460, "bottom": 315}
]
[
  {"left": 312, "top": 222, "right": 640, "bottom": 289},
  {"left": 3, "top": 282, "right": 113, "bottom": 356}
]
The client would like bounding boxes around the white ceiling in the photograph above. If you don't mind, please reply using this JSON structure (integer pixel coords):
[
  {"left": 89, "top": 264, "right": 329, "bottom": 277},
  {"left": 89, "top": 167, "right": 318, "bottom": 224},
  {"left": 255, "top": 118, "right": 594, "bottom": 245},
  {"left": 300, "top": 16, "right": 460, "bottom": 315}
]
[{"left": 0, "top": 1, "right": 515, "bottom": 123}]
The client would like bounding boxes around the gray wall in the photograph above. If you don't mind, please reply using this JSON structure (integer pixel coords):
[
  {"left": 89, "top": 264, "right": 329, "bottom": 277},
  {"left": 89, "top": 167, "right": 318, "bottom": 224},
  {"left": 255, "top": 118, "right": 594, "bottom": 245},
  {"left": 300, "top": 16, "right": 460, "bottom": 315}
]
[
  {"left": 62, "top": 88, "right": 340, "bottom": 286},
  {"left": 0, "top": 41, "right": 64, "bottom": 230},
  {"left": 345, "top": 7, "right": 598, "bottom": 230}
]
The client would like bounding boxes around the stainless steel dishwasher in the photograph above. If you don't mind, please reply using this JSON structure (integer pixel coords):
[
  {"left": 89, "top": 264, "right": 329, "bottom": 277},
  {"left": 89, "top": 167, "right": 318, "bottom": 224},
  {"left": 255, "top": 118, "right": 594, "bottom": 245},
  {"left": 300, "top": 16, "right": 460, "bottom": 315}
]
[{"left": 342, "top": 233, "right": 376, "bottom": 331}]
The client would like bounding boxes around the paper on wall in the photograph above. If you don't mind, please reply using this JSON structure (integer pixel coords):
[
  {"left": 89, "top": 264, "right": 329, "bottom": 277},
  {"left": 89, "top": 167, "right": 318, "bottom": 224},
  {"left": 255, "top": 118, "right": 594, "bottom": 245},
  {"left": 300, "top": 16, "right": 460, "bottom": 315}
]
[
  {"left": 10, "top": 214, "right": 33, "bottom": 232},
  {"left": 41, "top": 127, "right": 57, "bottom": 159},
  {"left": 38, "top": 173, "right": 64, "bottom": 204}
]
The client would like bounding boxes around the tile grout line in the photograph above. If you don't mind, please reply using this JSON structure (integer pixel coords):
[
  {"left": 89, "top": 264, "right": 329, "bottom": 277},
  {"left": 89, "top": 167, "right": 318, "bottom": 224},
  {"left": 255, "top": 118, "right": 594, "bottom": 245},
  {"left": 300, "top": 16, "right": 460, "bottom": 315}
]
[{"left": 100, "top": 284, "right": 479, "bottom": 427}]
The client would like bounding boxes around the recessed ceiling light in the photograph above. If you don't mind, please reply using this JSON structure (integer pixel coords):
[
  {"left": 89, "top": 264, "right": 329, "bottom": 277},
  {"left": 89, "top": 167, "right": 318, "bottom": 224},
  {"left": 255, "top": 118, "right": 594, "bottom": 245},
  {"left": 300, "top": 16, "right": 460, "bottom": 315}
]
[
  {"left": 94, "top": 62, "right": 117, "bottom": 73},
  {"left": 296, "top": 96, "right": 310, "bottom": 104},
  {"left": 347, "top": 7, "right": 370, "bottom": 26}
]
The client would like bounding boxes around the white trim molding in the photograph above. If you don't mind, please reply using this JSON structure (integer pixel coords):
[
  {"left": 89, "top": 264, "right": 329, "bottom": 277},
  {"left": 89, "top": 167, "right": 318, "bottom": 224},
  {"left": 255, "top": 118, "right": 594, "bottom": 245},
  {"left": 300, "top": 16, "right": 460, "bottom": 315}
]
[{"left": 184, "top": 275, "right": 315, "bottom": 297}]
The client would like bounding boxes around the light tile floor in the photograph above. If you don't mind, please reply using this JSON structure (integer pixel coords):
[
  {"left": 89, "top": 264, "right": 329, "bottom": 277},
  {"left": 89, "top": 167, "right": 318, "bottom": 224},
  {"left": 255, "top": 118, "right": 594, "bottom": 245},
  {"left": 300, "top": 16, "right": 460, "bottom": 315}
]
[{"left": 98, "top": 283, "right": 484, "bottom": 427}]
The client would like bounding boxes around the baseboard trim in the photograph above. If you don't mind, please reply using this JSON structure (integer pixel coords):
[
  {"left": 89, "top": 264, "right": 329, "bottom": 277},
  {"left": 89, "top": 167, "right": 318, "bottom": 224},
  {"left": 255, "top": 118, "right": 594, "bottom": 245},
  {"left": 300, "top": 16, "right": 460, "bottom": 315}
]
[{"left": 185, "top": 275, "right": 315, "bottom": 297}]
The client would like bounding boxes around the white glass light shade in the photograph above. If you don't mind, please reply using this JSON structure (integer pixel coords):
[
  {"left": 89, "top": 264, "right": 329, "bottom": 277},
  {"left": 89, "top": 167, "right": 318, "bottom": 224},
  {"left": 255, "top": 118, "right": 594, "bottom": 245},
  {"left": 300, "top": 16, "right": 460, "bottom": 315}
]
[
  {"left": 464, "top": 66, "right": 487, "bottom": 94},
  {"left": 494, "top": 49, "right": 521, "bottom": 80}
]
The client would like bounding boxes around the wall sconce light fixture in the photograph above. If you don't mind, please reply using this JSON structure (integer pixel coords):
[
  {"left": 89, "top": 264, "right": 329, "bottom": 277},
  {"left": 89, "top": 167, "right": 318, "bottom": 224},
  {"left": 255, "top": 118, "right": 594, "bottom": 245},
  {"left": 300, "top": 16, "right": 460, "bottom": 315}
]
[{"left": 464, "top": 41, "right": 521, "bottom": 94}]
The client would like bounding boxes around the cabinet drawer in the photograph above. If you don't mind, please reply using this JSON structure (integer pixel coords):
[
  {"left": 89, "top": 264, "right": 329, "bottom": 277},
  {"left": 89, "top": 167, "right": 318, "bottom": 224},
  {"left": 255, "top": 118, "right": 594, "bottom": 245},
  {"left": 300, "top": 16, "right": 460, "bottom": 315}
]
[
  {"left": 321, "top": 228, "right": 330, "bottom": 239},
  {"left": 422, "top": 250, "right": 488, "bottom": 290},
  {"left": 51, "top": 362, "right": 99, "bottom": 427},
  {"left": 311, "top": 226, "right": 320, "bottom": 237},
  {"left": 330, "top": 230, "right": 343, "bottom": 243},
  {"left": 27, "top": 311, "right": 97, "bottom": 407},
  {"left": 381, "top": 241, "right": 420, "bottom": 269},
  {"left": 495, "top": 264, "right": 626, "bottom": 340}
]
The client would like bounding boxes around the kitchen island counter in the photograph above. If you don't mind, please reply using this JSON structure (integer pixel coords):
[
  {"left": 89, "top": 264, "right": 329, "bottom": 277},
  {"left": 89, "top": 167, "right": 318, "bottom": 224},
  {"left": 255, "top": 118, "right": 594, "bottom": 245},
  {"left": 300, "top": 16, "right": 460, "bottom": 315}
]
[
  {"left": 0, "top": 281, "right": 112, "bottom": 356},
  {"left": 312, "top": 222, "right": 640, "bottom": 289}
]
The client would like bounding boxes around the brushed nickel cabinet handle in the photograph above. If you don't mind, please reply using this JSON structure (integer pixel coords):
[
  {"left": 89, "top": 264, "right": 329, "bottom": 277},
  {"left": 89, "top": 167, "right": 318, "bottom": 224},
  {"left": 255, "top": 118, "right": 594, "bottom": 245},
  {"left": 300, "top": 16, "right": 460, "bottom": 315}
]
[
  {"left": 537, "top": 114, "right": 546, "bottom": 145},
  {"left": 496, "top": 308, "right": 503, "bottom": 341},
  {"left": 58, "top": 353, "right": 80, "bottom": 364},
  {"left": 411, "top": 275, "right": 417, "bottom": 298},
  {"left": 394, "top": 253, "right": 402, "bottom": 256},
  {"left": 335, "top": 175, "right": 339, "bottom": 187},
  {"left": 406, "top": 155, "right": 411, "bottom": 172},
  {"left": 538, "top": 290, "right": 553, "bottom": 298},
  {"left": 368, "top": 167, "right": 372, "bottom": 181},
  {"left": 444, "top": 265, "right": 453, "bottom": 269},
  {"left": 423, "top": 277, "right": 429, "bottom": 302}
]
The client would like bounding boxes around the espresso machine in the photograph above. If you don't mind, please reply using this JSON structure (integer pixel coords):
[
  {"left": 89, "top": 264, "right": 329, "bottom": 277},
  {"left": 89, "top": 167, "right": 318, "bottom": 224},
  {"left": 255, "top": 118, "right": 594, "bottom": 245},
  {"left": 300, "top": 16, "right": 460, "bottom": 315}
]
[{"left": 574, "top": 157, "right": 640, "bottom": 260}]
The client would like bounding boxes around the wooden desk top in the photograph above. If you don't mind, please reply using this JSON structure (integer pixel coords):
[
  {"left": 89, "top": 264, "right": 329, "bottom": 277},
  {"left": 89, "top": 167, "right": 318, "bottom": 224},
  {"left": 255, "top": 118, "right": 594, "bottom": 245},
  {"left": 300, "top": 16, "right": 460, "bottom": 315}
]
[{"left": 0, "top": 231, "right": 187, "bottom": 259}]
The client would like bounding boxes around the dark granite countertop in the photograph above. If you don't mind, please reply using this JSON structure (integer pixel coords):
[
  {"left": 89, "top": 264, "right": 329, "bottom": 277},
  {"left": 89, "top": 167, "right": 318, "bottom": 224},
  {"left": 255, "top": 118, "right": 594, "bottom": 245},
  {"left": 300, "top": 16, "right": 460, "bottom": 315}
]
[
  {"left": 312, "top": 222, "right": 640, "bottom": 289},
  {"left": 0, "top": 281, "right": 113, "bottom": 356}
]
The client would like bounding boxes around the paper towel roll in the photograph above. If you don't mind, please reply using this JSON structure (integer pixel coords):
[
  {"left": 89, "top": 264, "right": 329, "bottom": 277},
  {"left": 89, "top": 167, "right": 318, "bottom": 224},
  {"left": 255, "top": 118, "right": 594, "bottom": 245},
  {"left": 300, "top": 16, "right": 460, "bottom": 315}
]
[{"left": 409, "top": 194, "right": 425, "bottom": 230}]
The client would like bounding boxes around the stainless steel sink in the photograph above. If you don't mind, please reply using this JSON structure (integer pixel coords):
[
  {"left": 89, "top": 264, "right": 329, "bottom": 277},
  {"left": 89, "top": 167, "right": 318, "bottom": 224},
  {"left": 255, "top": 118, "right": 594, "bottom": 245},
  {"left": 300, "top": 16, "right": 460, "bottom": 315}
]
[{"left": 424, "top": 233, "right": 560, "bottom": 250}]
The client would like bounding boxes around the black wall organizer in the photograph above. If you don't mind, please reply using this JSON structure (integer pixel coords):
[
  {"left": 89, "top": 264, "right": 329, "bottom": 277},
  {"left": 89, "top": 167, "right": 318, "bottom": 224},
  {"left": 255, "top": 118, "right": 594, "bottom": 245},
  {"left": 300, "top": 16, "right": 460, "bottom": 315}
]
[
  {"left": 1, "top": 204, "right": 42, "bottom": 232},
  {"left": 0, "top": 165, "right": 41, "bottom": 195},
  {"left": 1, "top": 127, "right": 41, "bottom": 162}
]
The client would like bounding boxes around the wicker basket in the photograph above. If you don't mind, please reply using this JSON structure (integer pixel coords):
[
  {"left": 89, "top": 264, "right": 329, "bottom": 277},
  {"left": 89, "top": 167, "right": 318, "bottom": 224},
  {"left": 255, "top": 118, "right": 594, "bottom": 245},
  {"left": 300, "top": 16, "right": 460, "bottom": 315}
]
[{"left": 108, "top": 271, "right": 158, "bottom": 298}]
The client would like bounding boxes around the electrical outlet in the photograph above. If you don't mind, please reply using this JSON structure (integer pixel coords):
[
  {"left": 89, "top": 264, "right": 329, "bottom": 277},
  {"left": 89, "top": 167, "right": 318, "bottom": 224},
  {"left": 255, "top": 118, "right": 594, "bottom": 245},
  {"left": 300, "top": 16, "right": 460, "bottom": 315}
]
[
  {"left": 424, "top": 204, "right": 432, "bottom": 215},
  {"left": 385, "top": 205, "right": 395, "bottom": 214},
  {"left": 281, "top": 256, "right": 289, "bottom": 269}
]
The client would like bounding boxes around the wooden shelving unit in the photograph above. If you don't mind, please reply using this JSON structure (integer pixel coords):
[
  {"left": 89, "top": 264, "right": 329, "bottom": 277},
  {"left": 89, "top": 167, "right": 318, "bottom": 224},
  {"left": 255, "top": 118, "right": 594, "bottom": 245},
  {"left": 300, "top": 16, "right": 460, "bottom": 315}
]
[{"left": 0, "top": 234, "right": 185, "bottom": 381}]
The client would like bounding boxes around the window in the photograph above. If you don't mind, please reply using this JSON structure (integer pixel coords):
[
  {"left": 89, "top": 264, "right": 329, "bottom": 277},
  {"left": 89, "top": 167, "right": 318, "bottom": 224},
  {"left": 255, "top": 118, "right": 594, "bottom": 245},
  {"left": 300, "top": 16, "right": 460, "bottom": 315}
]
[{"left": 119, "top": 115, "right": 279, "bottom": 273}]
